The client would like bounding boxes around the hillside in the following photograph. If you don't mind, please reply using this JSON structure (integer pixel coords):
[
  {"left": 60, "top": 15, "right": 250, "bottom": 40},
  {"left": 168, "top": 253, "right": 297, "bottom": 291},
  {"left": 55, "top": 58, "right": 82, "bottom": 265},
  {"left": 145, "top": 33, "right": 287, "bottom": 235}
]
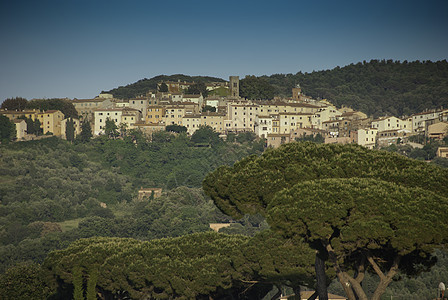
[
  {"left": 106, "top": 60, "right": 448, "bottom": 117},
  {"left": 104, "top": 74, "right": 226, "bottom": 99},
  {"left": 264, "top": 59, "right": 448, "bottom": 117}
]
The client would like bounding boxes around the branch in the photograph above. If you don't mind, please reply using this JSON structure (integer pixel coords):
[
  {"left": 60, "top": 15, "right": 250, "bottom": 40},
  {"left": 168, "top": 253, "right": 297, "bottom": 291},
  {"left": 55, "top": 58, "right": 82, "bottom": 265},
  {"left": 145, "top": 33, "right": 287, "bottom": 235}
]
[
  {"left": 354, "top": 255, "right": 366, "bottom": 284},
  {"left": 366, "top": 252, "right": 386, "bottom": 281}
]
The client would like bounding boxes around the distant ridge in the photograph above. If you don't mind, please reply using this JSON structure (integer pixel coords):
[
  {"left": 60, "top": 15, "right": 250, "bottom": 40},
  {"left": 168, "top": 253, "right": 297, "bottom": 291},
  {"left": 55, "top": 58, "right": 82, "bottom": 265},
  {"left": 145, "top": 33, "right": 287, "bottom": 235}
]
[{"left": 103, "top": 74, "right": 225, "bottom": 99}]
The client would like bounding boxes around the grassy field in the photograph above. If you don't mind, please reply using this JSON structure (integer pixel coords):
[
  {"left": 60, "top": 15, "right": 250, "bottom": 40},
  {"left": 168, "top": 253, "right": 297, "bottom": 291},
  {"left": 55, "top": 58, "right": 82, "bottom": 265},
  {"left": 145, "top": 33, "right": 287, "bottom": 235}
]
[{"left": 58, "top": 218, "right": 84, "bottom": 232}]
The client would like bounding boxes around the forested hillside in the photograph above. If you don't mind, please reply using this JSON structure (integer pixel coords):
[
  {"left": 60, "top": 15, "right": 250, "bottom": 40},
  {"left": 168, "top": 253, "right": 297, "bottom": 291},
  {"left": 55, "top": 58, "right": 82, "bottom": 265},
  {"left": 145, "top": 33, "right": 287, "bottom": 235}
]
[
  {"left": 0, "top": 131, "right": 265, "bottom": 273},
  {"left": 264, "top": 59, "right": 448, "bottom": 117},
  {"left": 104, "top": 74, "right": 226, "bottom": 99}
]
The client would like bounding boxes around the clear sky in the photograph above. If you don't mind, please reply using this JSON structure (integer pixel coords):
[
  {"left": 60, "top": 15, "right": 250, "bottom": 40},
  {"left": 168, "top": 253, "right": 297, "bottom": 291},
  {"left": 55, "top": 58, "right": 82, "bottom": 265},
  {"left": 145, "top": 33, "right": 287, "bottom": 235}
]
[{"left": 1, "top": 0, "right": 447, "bottom": 101}]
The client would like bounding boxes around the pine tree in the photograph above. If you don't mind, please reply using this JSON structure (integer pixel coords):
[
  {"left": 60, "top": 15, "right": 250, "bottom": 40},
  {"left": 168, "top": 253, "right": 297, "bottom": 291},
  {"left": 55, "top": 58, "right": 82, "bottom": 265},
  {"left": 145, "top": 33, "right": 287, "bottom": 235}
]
[
  {"left": 66, "top": 118, "right": 75, "bottom": 142},
  {"left": 79, "top": 121, "right": 92, "bottom": 142}
]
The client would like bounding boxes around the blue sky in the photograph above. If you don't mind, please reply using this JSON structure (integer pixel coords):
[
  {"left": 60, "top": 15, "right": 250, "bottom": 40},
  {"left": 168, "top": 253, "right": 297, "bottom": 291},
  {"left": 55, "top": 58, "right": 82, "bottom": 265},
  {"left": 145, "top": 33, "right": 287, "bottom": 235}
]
[{"left": 1, "top": 0, "right": 447, "bottom": 101}]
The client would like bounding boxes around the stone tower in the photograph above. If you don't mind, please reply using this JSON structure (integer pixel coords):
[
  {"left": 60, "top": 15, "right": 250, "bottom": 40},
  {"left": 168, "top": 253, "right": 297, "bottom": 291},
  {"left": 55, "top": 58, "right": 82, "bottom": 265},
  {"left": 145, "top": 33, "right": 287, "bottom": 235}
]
[
  {"left": 292, "top": 83, "right": 302, "bottom": 101},
  {"left": 229, "top": 76, "right": 239, "bottom": 98}
]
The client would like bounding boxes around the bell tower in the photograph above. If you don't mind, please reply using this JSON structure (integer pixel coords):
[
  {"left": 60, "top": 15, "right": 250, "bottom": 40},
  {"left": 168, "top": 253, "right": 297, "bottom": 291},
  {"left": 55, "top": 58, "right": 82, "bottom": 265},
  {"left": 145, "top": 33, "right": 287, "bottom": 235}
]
[{"left": 229, "top": 76, "right": 239, "bottom": 98}]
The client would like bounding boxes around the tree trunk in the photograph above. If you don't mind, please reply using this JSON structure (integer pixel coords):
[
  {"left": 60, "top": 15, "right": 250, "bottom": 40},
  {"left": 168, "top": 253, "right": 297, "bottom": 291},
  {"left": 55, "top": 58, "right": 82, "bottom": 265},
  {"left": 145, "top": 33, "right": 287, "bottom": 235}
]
[
  {"left": 324, "top": 242, "right": 363, "bottom": 300},
  {"left": 270, "top": 285, "right": 282, "bottom": 300},
  {"left": 315, "top": 253, "right": 328, "bottom": 300},
  {"left": 368, "top": 255, "right": 400, "bottom": 300}
]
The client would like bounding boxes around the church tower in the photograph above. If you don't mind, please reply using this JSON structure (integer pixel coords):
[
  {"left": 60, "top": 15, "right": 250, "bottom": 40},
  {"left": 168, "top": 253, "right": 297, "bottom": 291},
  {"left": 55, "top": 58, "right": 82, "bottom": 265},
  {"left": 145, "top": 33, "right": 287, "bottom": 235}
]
[
  {"left": 229, "top": 76, "right": 239, "bottom": 98},
  {"left": 292, "top": 83, "right": 302, "bottom": 101}
]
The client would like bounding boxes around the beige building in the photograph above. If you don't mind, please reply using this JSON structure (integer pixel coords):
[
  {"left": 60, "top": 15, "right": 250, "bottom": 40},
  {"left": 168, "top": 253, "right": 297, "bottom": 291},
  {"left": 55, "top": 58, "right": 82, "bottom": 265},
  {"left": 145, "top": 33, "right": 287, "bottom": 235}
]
[
  {"left": 371, "top": 116, "right": 411, "bottom": 132},
  {"left": 38, "top": 110, "right": 65, "bottom": 136},
  {"left": 377, "top": 129, "right": 411, "bottom": 147},
  {"left": 13, "top": 119, "right": 27, "bottom": 140},
  {"left": 182, "top": 94, "right": 204, "bottom": 107},
  {"left": 357, "top": 128, "right": 378, "bottom": 149},
  {"left": 147, "top": 106, "right": 166, "bottom": 124},
  {"left": 311, "top": 106, "right": 343, "bottom": 129},
  {"left": 255, "top": 115, "right": 274, "bottom": 138},
  {"left": 226, "top": 101, "right": 259, "bottom": 132},
  {"left": 201, "top": 112, "right": 225, "bottom": 133},
  {"left": 279, "top": 112, "right": 313, "bottom": 134},
  {"left": 121, "top": 108, "right": 141, "bottom": 130},
  {"left": 0, "top": 109, "right": 40, "bottom": 121},
  {"left": 138, "top": 187, "right": 163, "bottom": 200},
  {"left": 183, "top": 114, "right": 201, "bottom": 135},
  {"left": 163, "top": 104, "right": 187, "bottom": 126},
  {"left": 411, "top": 110, "right": 448, "bottom": 133},
  {"left": 72, "top": 98, "right": 113, "bottom": 122},
  {"left": 266, "top": 133, "right": 290, "bottom": 148},
  {"left": 427, "top": 122, "right": 448, "bottom": 140},
  {"left": 129, "top": 98, "right": 149, "bottom": 120},
  {"left": 436, "top": 147, "right": 448, "bottom": 158},
  {"left": 256, "top": 101, "right": 320, "bottom": 117},
  {"left": 93, "top": 108, "right": 123, "bottom": 136}
]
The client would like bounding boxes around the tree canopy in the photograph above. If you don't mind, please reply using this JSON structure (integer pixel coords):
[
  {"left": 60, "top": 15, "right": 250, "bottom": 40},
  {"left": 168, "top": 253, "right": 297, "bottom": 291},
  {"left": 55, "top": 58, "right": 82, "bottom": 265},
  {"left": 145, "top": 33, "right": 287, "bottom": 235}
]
[
  {"left": 1, "top": 97, "right": 28, "bottom": 111},
  {"left": 0, "top": 115, "right": 16, "bottom": 143},
  {"left": 42, "top": 230, "right": 317, "bottom": 299},
  {"left": 268, "top": 178, "right": 448, "bottom": 300},
  {"left": 26, "top": 98, "right": 78, "bottom": 119},
  {"left": 203, "top": 142, "right": 448, "bottom": 300},
  {"left": 239, "top": 75, "right": 275, "bottom": 100}
]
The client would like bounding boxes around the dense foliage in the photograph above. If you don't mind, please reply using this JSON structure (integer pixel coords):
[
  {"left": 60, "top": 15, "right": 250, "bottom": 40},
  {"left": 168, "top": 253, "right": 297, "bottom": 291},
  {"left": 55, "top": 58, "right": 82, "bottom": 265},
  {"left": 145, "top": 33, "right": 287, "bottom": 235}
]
[
  {"left": 239, "top": 75, "right": 275, "bottom": 100},
  {"left": 203, "top": 142, "right": 448, "bottom": 300},
  {"left": 0, "top": 115, "right": 15, "bottom": 143},
  {"left": 0, "top": 132, "right": 265, "bottom": 272},
  {"left": 39, "top": 230, "right": 316, "bottom": 299},
  {"left": 104, "top": 74, "right": 225, "bottom": 99},
  {"left": 1, "top": 97, "right": 78, "bottom": 119}
]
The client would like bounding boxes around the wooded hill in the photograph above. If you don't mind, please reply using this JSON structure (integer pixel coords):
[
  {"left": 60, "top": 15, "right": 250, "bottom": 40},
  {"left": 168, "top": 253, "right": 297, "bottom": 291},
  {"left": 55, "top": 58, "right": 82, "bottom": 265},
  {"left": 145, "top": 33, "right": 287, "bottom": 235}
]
[
  {"left": 105, "top": 60, "right": 448, "bottom": 118},
  {"left": 103, "top": 75, "right": 226, "bottom": 99},
  {"left": 264, "top": 60, "right": 448, "bottom": 118}
]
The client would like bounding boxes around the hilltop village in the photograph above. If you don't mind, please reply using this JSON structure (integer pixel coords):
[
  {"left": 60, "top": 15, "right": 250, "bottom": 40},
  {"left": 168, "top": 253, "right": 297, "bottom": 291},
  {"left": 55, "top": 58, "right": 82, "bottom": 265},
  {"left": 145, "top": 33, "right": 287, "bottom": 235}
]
[{"left": 1, "top": 76, "right": 448, "bottom": 154}]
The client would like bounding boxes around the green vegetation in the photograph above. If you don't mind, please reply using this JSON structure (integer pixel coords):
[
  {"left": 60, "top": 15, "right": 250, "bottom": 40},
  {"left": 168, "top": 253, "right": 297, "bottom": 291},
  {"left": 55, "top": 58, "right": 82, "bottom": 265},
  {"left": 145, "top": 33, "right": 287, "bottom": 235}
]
[
  {"left": 208, "top": 86, "right": 230, "bottom": 97},
  {"left": 36, "top": 230, "right": 315, "bottom": 299},
  {"left": 381, "top": 137, "right": 448, "bottom": 167},
  {"left": 165, "top": 124, "right": 187, "bottom": 133},
  {"left": 203, "top": 142, "right": 448, "bottom": 300},
  {"left": 0, "top": 115, "right": 15, "bottom": 143},
  {"left": 104, "top": 74, "right": 225, "bottom": 99},
  {"left": 1, "top": 97, "right": 78, "bottom": 119},
  {"left": 0, "top": 97, "right": 28, "bottom": 111},
  {"left": 239, "top": 75, "right": 275, "bottom": 100},
  {"left": 186, "top": 81, "right": 208, "bottom": 97},
  {"left": 0, "top": 130, "right": 265, "bottom": 273},
  {"left": 265, "top": 59, "right": 448, "bottom": 117},
  {"left": 103, "top": 60, "right": 448, "bottom": 117}
]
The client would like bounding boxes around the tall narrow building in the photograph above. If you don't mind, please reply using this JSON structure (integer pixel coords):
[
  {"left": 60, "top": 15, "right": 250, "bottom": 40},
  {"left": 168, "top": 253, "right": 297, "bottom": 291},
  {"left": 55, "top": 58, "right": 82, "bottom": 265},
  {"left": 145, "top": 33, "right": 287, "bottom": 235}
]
[{"left": 229, "top": 76, "right": 239, "bottom": 98}]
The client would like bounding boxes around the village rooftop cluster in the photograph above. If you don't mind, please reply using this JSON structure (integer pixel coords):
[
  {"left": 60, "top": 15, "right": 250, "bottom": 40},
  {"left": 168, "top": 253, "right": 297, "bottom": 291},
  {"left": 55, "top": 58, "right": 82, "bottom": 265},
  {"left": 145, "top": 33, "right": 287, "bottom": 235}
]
[{"left": 1, "top": 76, "right": 448, "bottom": 156}]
